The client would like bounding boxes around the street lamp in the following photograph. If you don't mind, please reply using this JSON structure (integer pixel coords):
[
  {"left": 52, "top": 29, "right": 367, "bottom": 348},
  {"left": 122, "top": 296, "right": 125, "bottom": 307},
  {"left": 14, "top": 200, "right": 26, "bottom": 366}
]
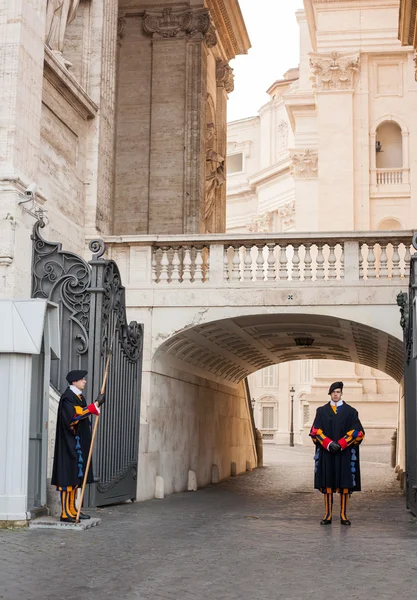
[{"left": 289, "top": 385, "right": 295, "bottom": 447}]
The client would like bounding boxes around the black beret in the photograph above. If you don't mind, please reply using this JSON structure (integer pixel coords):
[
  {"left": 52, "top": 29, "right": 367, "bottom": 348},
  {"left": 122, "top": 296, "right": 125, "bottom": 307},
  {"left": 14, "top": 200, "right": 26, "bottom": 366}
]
[
  {"left": 66, "top": 370, "right": 88, "bottom": 384},
  {"left": 328, "top": 381, "right": 343, "bottom": 395}
]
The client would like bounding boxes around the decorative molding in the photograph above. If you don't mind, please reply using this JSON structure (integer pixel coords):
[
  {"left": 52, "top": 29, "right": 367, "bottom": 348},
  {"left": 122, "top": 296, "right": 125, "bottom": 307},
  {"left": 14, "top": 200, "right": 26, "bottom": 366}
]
[
  {"left": 309, "top": 51, "right": 360, "bottom": 91},
  {"left": 205, "top": 23, "right": 218, "bottom": 48},
  {"left": 117, "top": 15, "right": 126, "bottom": 46},
  {"left": 278, "top": 200, "right": 295, "bottom": 228},
  {"left": 248, "top": 212, "right": 273, "bottom": 233},
  {"left": 216, "top": 60, "right": 234, "bottom": 93},
  {"left": 143, "top": 7, "right": 210, "bottom": 39},
  {"left": 289, "top": 149, "right": 318, "bottom": 179},
  {"left": 43, "top": 47, "right": 98, "bottom": 120},
  {"left": 205, "top": 0, "right": 251, "bottom": 60},
  {"left": 227, "top": 139, "right": 251, "bottom": 158},
  {"left": 414, "top": 51, "right": 417, "bottom": 82}
]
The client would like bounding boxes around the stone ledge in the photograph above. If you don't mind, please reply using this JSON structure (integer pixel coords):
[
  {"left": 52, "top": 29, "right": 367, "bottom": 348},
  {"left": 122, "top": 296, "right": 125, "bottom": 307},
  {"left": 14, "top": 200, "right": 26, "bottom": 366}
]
[
  {"left": 43, "top": 47, "right": 98, "bottom": 121},
  {"left": 29, "top": 516, "right": 101, "bottom": 531}
]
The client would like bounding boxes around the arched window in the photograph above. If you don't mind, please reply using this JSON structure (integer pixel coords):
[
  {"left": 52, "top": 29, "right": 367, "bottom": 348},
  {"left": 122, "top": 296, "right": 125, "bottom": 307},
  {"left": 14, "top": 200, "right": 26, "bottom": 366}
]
[
  {"left": 377, "top": 217, "right": 403, "bottom": 230},
  {"left": 375, "top": 121, "right": 402, "bottom": 169}
]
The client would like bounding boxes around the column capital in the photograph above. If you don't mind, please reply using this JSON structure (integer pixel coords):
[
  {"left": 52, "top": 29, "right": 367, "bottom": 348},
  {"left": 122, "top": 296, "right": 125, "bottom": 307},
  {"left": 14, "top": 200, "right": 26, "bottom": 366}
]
[
  {"left": 289, "top": 149, "right": 318, "bottom": 179},
  {"left": 216, "top": 60, "right": 234, "bottom": 93},
  {"left": 309, "top": 51, "right": 360, "bottom": 92},
  {"left": 143, "top": 7, "right": 210, "bottom": 40}
]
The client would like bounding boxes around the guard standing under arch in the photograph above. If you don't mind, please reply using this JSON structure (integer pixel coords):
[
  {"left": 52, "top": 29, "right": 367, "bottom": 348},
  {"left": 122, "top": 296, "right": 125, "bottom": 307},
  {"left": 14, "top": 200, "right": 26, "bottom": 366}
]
[{"left": 310, "top": 381, "right": 365, "bottom": 526}]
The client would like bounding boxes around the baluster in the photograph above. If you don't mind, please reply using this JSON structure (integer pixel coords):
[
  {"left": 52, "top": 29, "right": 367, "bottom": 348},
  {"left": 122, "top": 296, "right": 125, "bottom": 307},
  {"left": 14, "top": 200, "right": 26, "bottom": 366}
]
[
  {"left": 256, "top": 244, "right": 265, "bottom": 281},
  {"left": 404, "top": 244, "right": 411, "bottom": 278},
  {"left": 244, "top": 245, "right": 253, "bottom": 281},
  {"left": 340, "top": 243, "right": 344, "bottom": 280},
  {"left": 171, "top": 247, "right": 180, "bottom": 282},
  {"left": 279, "top": 245, "right": 288, "bottom": 281},
  {"left": 367, "top": 243, "right": 376, "bottom": 279},
  {"left": 328, "top": 244, "right": 337, "bottom": 279},
  {"left": 266, "top": 243, "right": 276, "bottom": 281},
  {"left": 224, "top": 246, "right": 231, "bottom": 282},
  {"left": 359, "top": 244, "right": 364, "bottom": 279},
  {"left": 292, "top": 244, "right": 300, "bottom": 281},
  {"left": 392, "top": 244, "right": 401, "bottom": 278},
  {"left": 316, "top": 244, "right": 325, "bottom": 280},
  {"left": 194, "top": 247, "right": 203, "bottom": 282},
  {"left": 304, "top": 243, "right": 312, "bottom": 281},
  {"left": 183, "top": 246, "right": 192, "bottom": 282},
  {"left": 159, "top": 247, "right": 169, "bottom": 282},
  {"left": 152, "top": 248, "right": 158, "bottom": 282},
  {"left": 231, "top": 245, "right": 241, "bottom": 281},
  {"left": 379, "top": 244, "right": 388, "bottom": 279}
]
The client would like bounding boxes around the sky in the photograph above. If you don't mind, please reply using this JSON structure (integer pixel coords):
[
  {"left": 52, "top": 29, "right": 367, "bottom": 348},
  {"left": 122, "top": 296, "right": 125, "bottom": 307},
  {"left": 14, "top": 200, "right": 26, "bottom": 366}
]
[{"left": 228, "top": 0, "right": 305, "bottom": 122}]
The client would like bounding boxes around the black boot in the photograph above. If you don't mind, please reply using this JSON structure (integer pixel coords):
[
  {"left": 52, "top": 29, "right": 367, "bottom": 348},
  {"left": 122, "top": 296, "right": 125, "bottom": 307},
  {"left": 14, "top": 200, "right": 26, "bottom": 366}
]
[
  {"left": 340, "top": 518, "right": 351, "bottom": 526},
  {"left": 320, "top": 518, "right": 332, "bottom": 525},
  {"left": 78, "top": 513, "right": 91, "bottom": 520},
  {"left": 60, "top": 515, "right": 76, "bottom": 523}
]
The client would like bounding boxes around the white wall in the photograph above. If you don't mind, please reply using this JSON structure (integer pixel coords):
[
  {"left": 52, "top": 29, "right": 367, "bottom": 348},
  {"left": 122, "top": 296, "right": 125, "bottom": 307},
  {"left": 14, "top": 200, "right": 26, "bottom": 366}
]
[{"left": 137, "top": 361, "right": 257, "bottom": 500}]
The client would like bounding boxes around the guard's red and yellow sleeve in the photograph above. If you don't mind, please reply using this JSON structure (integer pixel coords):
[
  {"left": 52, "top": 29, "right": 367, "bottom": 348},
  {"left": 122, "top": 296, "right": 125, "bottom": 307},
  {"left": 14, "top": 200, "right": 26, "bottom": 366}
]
[
  {"left": 309, "top": 427, "right": 332, "bottom": 450},
  {"left": 71, "top": 403, "right": 99, "bottom": 424},
  {"left": 338, "top": 429, "right": 364, "bottom": 450}
]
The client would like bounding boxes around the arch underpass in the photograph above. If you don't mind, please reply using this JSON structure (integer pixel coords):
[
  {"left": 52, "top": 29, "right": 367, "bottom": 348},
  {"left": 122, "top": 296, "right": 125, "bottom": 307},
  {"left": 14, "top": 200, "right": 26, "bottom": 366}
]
[{"left": 136, "top": 311, "right": 404, "bottom": 501}]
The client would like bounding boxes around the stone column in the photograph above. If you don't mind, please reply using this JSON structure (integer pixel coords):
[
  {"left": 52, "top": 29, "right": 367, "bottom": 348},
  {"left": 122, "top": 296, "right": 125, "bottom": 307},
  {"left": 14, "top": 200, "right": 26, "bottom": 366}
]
[
  {"left": 289, "top": 149, "right": 318, "bottom": 231},
  {"left": 85, "top": 0, "right": 119, "bottom": 236},
  {"left": 0, "top": 0, "right": 46, "bottom": 299},
  {"left": 143, "top": 7, "right": 211, "bottom": 234},
  {"left": 309, "top": 51, "right": 360, "bottom": 231}
]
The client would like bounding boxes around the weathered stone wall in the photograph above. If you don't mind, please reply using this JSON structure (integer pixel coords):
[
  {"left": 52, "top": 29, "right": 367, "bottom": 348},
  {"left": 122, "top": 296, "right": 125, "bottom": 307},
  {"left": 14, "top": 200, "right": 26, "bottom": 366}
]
[{"left": 137, "top": 360, "right": 257, "bottom": 500}]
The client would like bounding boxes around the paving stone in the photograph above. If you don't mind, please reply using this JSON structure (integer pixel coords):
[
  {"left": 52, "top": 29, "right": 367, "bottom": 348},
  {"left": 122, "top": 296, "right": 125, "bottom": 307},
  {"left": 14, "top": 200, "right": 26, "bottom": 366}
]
[{"left": 0, "top": 445, "right": 415, "bottom": 600}]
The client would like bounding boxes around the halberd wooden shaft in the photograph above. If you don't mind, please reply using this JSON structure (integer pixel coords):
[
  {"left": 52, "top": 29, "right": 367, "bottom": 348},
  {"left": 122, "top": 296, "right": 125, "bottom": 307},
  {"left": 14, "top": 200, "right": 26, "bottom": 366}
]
[{"left": 75, "top": 347, "right": 112, "bottom": 524}]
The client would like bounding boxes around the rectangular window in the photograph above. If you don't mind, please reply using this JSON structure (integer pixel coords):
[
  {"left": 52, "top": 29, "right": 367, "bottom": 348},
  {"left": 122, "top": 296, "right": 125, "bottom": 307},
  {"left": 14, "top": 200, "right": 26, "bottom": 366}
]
[
  {"left": 227, "top": 153, "right": 243, "bottom": 174},
  {"left": 262, "top": 365, "right": 277, "bottom": 387},
  {"left": 262, "top": 406, "right": 274, "bottom": 429}
]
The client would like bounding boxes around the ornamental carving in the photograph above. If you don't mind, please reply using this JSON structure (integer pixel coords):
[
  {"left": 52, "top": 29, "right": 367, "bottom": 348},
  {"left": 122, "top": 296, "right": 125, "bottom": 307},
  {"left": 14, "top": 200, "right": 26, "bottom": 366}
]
[
  {"left": 205, "top": 24, "right": 218, "bottom": 48},
  {"left": 309, "top": 51, "right": 360, "bottom": 91},
  {"left": 290, "top": 149, "right": 318, "bottom": 179},
  {"left": 216, "top": 60, "right": 234, "bottom": 93},
  {"left": 248, "top": 212, "right": 273, "bottom": 234},
  {"left": 143, "top": 7, "right": 210, "bottom": 39},
  {"left": 278, "top": 200, "right": 295, "bottom": 229}
]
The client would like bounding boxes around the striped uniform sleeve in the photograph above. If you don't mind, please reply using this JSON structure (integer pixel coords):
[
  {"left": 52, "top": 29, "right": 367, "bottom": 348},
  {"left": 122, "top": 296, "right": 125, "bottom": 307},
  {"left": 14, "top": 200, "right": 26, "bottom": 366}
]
[
  {"left": 71, "top": 403, "right": 100, "bottom": 424},
  {"left": 309, "top": 426, "right": 332, "bottom": 451},
  {"left": 338, "top": 428, "right": 364, "bottom": 450}
]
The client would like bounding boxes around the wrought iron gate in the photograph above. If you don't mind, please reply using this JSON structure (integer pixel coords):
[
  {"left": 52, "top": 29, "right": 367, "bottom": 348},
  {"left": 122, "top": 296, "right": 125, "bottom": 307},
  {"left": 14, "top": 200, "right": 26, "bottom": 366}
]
[
  {"left": 31, "top": 221, "right": 143, "bottom": 506},
  {"left": 398, "top": 233, "right": 417, "bottom": 516}
]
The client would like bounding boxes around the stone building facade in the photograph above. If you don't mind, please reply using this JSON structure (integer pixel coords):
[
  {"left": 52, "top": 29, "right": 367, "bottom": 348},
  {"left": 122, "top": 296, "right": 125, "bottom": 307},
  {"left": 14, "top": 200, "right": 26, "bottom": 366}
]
[{"left": 227, "top": 0, "right": 414, "bottom": 444}]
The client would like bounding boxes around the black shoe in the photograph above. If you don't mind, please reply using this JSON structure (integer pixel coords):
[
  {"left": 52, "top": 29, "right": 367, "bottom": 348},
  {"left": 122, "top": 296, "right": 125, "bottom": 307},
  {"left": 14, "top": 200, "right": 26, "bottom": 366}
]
[
  {"left": 60, "top": 516, "right": 76, "bottom": 523},
  {"left": 78, "top": 513, "right": 91, "bottom": 520},
  {"left": 320, "top": 519, "right": 332, "bottom": 525},
  {"left": 340, "top": 518, "right": 351, "bottom": 526}
]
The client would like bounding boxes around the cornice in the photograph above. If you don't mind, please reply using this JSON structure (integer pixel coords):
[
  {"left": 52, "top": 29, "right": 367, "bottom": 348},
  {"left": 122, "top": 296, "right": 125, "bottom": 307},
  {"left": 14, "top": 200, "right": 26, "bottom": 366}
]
[
  {"left": 206, "top": 0, "right": 251, "bottom": 60},
  {"left": 43, "top": 47, "right": 98, "bottom": 120}
]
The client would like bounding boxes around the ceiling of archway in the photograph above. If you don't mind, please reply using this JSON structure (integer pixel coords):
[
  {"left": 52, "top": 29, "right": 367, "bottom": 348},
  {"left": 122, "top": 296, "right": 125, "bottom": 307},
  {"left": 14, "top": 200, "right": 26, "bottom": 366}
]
[{"left": 160, "top": 314, "right": 403, "bottom": 384}]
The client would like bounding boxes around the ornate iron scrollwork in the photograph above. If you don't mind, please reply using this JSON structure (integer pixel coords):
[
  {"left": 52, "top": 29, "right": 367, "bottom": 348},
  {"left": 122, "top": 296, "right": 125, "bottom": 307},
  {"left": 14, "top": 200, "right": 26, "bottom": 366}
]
[{"left": 32, "top": 222, "right": 143, "bottom": 505}]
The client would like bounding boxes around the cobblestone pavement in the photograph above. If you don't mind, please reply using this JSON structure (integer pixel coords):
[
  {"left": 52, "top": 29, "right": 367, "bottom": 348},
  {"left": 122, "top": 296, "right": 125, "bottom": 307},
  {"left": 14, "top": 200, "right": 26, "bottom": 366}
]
[{"left": 1, "top": 445, "right": 416, "bottom": 600}]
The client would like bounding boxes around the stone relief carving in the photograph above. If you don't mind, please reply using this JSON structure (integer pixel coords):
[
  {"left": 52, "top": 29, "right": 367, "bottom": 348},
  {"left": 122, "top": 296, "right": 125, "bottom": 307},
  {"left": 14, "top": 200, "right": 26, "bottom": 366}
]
[
  {"left": 309, "top": 51, "right": 360, "bottom": 91},
  {"left": 248, "top": 212, "right": 273, "bottom": 233},
  {"left": 277, "top": 120, "right": 289, "bottom": 152},
  {"left": 278, "top": 200, "right": 295, "bottom": 229},
  {"left": 117, "top": 15, "right": 126, "bottom": 47},
  {"left": 143, "top": 7, "right": 210, "bottom": 39},
  {"left": 204, "top": 123, "right": 225, "bottom": 229},
  {"left": 290, "top": 149, "right": 318, "bottom": 179},
  {"left": 216, "top": 60, "right": 234, "bottom": 93},
  {"left": 45, "top": 0, "right": 80, "bottom": 65},
  {"left": 205, "top": 24, "right": 218, "bottom": 48}
]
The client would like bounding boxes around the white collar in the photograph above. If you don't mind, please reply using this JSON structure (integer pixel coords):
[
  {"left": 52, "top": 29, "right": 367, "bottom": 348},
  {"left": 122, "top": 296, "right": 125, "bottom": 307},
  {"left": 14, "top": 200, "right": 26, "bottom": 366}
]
[
  {"left": 330, "top": 399, "right": 344, "bottom": 407},
  {"left": 70, "top": 384, "right": 83, "bottom": 396}
]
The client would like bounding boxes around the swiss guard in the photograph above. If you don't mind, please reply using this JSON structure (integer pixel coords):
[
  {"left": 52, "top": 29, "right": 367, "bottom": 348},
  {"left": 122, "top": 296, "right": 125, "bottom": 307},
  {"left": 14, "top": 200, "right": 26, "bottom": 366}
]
[
  {"left": 310, "top": 381, "right": 365, "bottom": 526},
  {"left": 51, "top": 370, "right": 105, "bottom": 523}
]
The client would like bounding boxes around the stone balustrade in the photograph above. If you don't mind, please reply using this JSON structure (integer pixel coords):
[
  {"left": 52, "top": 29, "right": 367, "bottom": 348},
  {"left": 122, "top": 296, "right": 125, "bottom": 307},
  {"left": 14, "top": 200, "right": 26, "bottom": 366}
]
[
  {"left": 101, "top": 231, "right": 414, "bottom": 286},
  {"left": 376, "top": 169, "right": 404, "bottom": 185}
]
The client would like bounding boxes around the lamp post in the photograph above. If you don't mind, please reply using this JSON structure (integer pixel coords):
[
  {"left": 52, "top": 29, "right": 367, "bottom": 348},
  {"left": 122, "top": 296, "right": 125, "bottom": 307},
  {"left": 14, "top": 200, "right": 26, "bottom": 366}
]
[{"left": 289, "top": 385, "right": 295, "bottom": 447}]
